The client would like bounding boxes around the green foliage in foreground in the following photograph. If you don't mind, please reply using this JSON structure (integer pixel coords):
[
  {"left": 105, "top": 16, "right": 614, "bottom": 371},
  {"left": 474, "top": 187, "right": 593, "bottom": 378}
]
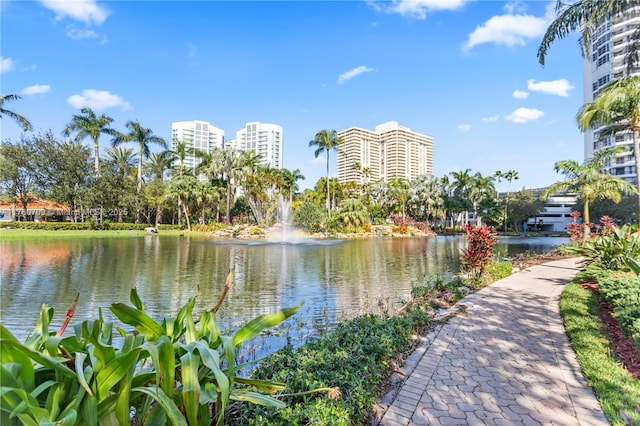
[
  {"left": 596, "top": 273, "right": 640, "bottom": 351},
  {"left": 483, "top": 261, "right": 513, "bottom": 284},
  {"left": 0, "top": 281, "right": 302, "bottom": 426},
  {"left": 231, "top": 309, "right": 431, "bottom": 425},
  {"left": 560, "top": 282, "right": 640, "bottom": 426}
]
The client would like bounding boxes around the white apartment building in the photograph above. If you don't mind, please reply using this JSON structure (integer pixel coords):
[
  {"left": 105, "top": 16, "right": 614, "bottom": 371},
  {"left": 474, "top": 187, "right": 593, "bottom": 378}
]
[
  {"left": 337, "top": 121, "right": 433, "bottom": 183},
  {"left": 234, "top": 121, "right": 283, "bottom": 169},
  {"left": 171, "top": 120, "right": 224, "bottom": 177},
  {"left": 584, "top": 7, "right": 640, "bottom": 184}
]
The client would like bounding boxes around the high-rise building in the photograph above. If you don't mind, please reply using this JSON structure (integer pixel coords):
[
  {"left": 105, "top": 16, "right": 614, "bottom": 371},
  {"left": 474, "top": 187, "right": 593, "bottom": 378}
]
[
  {"left": 584, "top": 8, "right": 640, "bottom": 184},
  {"left": 235, "top": 121, "right": 283, "bottom": 169},
  {"left": 337, "top": 121, "right": 433, "bottom": 183},
  {"left": 171, "top": 120, "right": 224, "bottom": 177}
]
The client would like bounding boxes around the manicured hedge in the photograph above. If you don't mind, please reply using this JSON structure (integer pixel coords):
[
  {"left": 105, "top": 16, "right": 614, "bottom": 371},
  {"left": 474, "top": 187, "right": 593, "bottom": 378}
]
[
  {"left": 0, "top": 221, "right": 181, "bottom": 231},
  {"left": 597, "top": 273, "right": 640, "bottom": 350}
]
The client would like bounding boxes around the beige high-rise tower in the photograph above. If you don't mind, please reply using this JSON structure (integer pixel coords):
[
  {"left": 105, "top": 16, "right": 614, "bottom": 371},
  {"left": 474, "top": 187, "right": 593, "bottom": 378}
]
[{"left": 337, "top": 121, "right": 433, "bottom": 184}]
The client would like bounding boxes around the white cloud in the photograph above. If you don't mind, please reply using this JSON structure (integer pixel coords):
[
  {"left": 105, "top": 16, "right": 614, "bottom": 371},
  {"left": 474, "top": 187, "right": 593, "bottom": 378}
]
[
  {"left": 40, "top": 0, "right": 109, "bottom": 25},
  {"left": 505, "top": 107, "right": 544, "bottom": 124},
  {"left": 463, "top": 13, "right": 548, "bottom": 50},
  {"left": 527, "top": 78, "right": 574, "bottom": 97},
  {"left": 367, "top": 0, "right": 467, "bottom": 20},
  {"left": 67, "top": 89, "right": 131, "bottom": 110},
  {"left": 66, "top": 25, "right": 106, "bottom": 43},
  {"left": 1, "top": 57, "right": 15, "bottom": 73},
  {"left": 310, "top": 155, "right": 326, "bottom": 166},
  {"left": 513, "top": 90, "right": 529, "bottom": 99},
  {"left": 337, "top": 65, "right": 374, "bottom": 84},
  {"left": 20, "top": 84, "right": 51, "bottom": 96},
  {"left": 458, "top": 124, "right": 471, "bottom": 132},
  {"left": 482, "top": 115, "right": 500, "bottom": 122}
]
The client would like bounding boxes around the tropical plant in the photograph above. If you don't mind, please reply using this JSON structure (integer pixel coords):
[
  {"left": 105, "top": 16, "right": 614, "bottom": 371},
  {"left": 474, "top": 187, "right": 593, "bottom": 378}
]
[
  {"left": 560, "top": 223, "right": 640, "bottom": 274},
  {"left": 542, "top": 147, "right": 638, "bottom": 236},
  {"left": 293, "top": 200, "right": 325, "bottom": 233},
  {"left": 309, "top": 130, "right": 343, "bottom": 215},
  {"left": 0, "top": 94, "right": 32, "bottom": 132},
  {"left": 460, "top": 224, "right": 498, "bottom": 283},
  {"left": 468, "top": 172, "right": 495, "bottom": 226},
  {"left": 63, "top": 108, "right": 115, "bottom": 176},
  {"left": 495, "top": 170, "right": 519, "bottom": 232},
  {"left": 577, "top": 75, "right": 640, "bottom": 216},
  {"left": 165, "top": 174, "right": 198, "bottom": 231},
  {"left": 538, "top": 0, "right": 640, "bottom": 68},
  {"left": 112, "top": 121, "right": 167, "bottom": 224},
  {"left": 338, "top": 198, "right": 369, "bottom": 229},
  {"left": 0, "top": 273, "right": 304, "bottom": 426}
]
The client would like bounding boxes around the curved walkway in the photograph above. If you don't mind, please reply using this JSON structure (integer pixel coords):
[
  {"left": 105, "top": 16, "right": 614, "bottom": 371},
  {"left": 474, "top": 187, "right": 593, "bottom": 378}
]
[{"left": 378, "top": 258, "right": 608, "bottom": 426}]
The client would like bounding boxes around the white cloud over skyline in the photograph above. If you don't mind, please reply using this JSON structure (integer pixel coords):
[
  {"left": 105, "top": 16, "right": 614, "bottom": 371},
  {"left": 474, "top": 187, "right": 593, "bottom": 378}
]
[
  {"left": 1, "top": 57, "right": 15, "bottom": 73},
  {"left": 527, "top": 78, "right": 574, "bottom": 97},
  {"left": 337, "top": 66, "right": 374, "bottom": 84},
  {"left": 40, "top": 0, "right": 109, "bottom": 25},
  {"left": 20, "top": 84, "right": 51, "bottom": 96},
  {"left": 67, "top": 89, "right": 131, "bottom": 110},
  {"left": 505, "top": 107, "right": 544, "bottom": 123}
]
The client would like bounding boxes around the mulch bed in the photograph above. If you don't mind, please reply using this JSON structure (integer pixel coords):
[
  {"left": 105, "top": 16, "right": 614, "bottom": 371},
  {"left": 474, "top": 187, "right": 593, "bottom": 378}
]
[{"left": 579, "top": 279, "right": 640, "bottom": 380}]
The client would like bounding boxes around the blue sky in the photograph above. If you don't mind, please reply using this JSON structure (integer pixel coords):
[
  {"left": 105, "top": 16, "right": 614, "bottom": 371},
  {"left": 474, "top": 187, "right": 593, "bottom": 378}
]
[{"left": 1, "top": 0, "right": 583, "bottom": 191}]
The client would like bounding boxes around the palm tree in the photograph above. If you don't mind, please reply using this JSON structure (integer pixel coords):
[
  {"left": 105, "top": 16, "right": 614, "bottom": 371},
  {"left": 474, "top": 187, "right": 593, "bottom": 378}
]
[
  {"left": 338, "top": 198, "right": 369, "bottom": 228},
  {"left": 165, "top": 175, "right": 198, "bottom": 231},
  {"left": 280, "top": 168, "right": 305, "bottom": 203},
  {"left": 0, "top": 94, "right": 33, "bottom": 132},
  {"left": 468, "top": 172, "right": 496, "bottom": 226},
  {"left": 542, "top": 147, "right": 638, "bottom": 236},
  {"left": 63, "top": 107, "right": 115, "bottom": 176},
  {"left": 495, "top": 170, "right": 519, "bottom": 232},
  {"left": 205, "top": 147, "right": 245, "bottom": 224},
  {"left": 450, "top": 169, "right": 474, "bottom": 225},
  {"left": 538, "top": 0, "right": 640, "bottom": 67},
  {"left": 112, "top": 121, "right": 167, "bottom": 223},
  {"left": 309, "top": 129, "right": 343, "bottom": 215},
  {"left": 144, "top": 151, "right": 172, "bottom": 227},
  {"left": 576, "top": 75, "right": 640, "bottom": 216}
]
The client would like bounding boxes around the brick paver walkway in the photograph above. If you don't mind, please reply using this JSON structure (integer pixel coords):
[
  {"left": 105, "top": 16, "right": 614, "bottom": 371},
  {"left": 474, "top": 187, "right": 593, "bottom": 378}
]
[{"left": 378, "top": 258, "right": 607, "bottom": 426}]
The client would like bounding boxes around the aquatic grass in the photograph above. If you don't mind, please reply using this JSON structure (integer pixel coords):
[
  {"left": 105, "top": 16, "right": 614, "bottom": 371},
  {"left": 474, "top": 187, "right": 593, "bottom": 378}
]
[{"left": 560, "top": 282, "right": 640, "bottom": 425}]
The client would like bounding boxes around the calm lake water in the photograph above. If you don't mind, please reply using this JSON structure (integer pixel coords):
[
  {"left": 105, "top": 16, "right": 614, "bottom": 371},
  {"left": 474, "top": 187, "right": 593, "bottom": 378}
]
[{"left": 0, "top": 235, "right": 567, "bottom": 360}]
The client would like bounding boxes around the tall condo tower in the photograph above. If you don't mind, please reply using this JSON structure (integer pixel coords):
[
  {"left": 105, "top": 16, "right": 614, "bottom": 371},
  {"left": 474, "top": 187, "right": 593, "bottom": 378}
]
[
  {"left": 337, "top": 121, "right": 433, "bottom": 184},
  {"left": 584, "top": 7, "right": 640, "bottom": 184},
  {"left": 171, "top": 120, "right": 224, "bottom": 177},
  {"left": 234, "top": 121, "right": 283, "bottom": 169}
]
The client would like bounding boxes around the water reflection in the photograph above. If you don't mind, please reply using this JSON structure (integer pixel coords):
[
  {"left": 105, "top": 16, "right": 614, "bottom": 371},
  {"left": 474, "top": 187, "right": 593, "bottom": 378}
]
[{"left": 1, "top": 235, "right": 567, "bottom": 356}]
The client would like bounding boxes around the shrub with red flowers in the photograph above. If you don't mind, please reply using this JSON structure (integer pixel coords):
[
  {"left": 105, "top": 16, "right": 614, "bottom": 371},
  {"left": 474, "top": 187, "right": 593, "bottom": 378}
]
[
  {"left": 567, "top": 211, "right": 586, "bottom": 243},
  {"left": 460, "top": 224, "right": 498, "bottom": 282}
]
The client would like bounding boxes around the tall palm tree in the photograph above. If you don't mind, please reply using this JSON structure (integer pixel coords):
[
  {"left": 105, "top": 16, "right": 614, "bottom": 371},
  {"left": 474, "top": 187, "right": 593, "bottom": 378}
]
[
  {"left": 280, "top": 168, "right": 305, "bottom": 203},
  {"left": 542, "top": 147, "right": 638, "bottom": 235},
  {"left": 468, "top": 172, "right": 496, "bottom": 226},
  {"left": 450, "top": 169, "right": 474, "bottom": 225},
  {"left": 309, "top": 129, "right": 343, "bottom": 215},
  {"left": 112, "top": 121, "right": 167, "bottom": 223},
  {"left": 495, "top": 169, "right": 519, "bottom": 232},
  {"left": 577, "top": 75, "right": 640, "bottom": 216},
  {"left": 538, "top": 0, "right": 640, "bottom": 67},
  {"left": 63, "top": 107, "right": 115, "bottom": 176},
  {"left": 0, "top": 94, "right": 32, "bottom": 132},
  {"left": 205, "top": 147, "right": 245, "bottom": 224}
]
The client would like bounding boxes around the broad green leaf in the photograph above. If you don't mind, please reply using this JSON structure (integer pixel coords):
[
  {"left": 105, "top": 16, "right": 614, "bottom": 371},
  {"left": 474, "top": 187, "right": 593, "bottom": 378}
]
[
  {"left": 230, "top": 390, "right": 286, "bottom": 408},
  {"left": 132, "top": 387, "right": 187, "bottom": 426},
  {"left": 110, "top": 304, "right": 165, "bottom": 341},
  {"left": 232, "top": 302, "right": 303, "bottom": 347},
  {"left": 179, "top": 352, "right": 200, "bottom": 426},
  {"left": 130, "top": 287, "right": 144, "bottom": 311},
  {"left": 115, "top": 352, "right": 136, "bottom": 426},
  {"left": 190, "top": 341, "right": 229, "bottom": 406},
  {"left": 0, "top": 328, "right": 35, "bottom": 391},
  {"left": 235, "top": 377, "right": 286, "bottom": 393},
  {"left": 95, "top": 348, "right": 141, "bottom": 401},
  {"left": 0, "top": 340, "right": 75, "bottom": 379},
  {"left": 74, "top": 353, "right": 94, "bottom": 396}
]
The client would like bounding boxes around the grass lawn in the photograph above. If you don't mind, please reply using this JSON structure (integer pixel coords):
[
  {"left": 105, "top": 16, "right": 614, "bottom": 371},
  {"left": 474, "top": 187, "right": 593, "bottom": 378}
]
[{"left": 560, "top": 282, "right": 640, "bottom": 426}]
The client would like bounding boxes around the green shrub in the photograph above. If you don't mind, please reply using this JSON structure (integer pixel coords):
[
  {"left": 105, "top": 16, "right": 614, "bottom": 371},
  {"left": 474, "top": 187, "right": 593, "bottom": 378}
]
[
  {"left": 0, "top": 221, "right": 182, "bottom": 231},
  {"left": 231, "top": 309, "right": 431, "bottom": 425},
  {"left": 597, "top": 273, "right": 640, "bottom": 350},
  {"left": 484, "top": 261, "right": 513, "bottom": 283},
  {"left": 0, "top": 273, "right": 303, "bottom": 426},
  {"left": 293, "top": 201, "right": 325, "bottom": 233}
]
